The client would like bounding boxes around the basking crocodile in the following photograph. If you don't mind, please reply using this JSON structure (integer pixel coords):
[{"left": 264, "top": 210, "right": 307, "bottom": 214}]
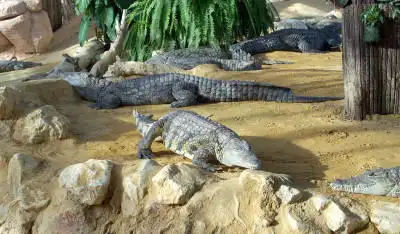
[
  {"left": 23, "top": 72, "right": 343, "bottom": 109},
  {"left": 0, "top": 57, "right": 42, "bottom": 73},
  {"left": 145, "top": 47, "right": 293, "bottom": 72},
  {"left": 330, "top": 167, "right": 400, "bottom": 197},
  {"left": 133, "top": 110, "right": 264, "bottom": 172},
  {"left": 229, "top": 27, "right": 342, "bottom": 60},
  {"left": 27, "top": 54, "right": 80, "bottom": 80}
]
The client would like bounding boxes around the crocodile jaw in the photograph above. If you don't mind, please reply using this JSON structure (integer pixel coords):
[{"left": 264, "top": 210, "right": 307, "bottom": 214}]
[{"left": 330, "top": 175, "right": 395, "bottom": 196}]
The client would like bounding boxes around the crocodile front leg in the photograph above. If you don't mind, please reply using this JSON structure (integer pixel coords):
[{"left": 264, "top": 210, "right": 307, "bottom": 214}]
[
  {"left": 136, "top": 118, "right": 166, "bottom": 159},
  {"left": 88, "top": 94, "right": 122, "bottom": 109},
  {"left": 170, "top": 82, "right": 199, "bottom": 108},
  {"left": 192, "top": 148, "right": 217, "bottom": 172}
]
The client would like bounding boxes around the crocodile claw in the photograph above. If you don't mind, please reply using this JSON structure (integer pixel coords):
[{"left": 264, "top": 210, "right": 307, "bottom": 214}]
[{"left": 137, "top": 149, "right": 154, "bottom": 159}]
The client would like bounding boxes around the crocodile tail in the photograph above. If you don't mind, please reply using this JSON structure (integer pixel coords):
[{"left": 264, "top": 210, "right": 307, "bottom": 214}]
[
  {"left": 22, "top": 72, "right": 49, "bottom": 82},
  {"left": 292, "top": 95, "right": 344, "bottom": 102}
]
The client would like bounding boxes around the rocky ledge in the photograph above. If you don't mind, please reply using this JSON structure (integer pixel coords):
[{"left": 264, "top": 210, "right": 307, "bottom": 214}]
[{"left": 0, "top": 153, "right": 399, "bottom": 234}]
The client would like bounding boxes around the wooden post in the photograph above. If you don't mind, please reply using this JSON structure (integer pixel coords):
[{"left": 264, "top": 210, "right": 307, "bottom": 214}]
[
  {"left": 42, "top": 0, "right": 63, "bottom": 31},
  {"left": 343, "top": 2, "right": 400, "bottom": 120}
]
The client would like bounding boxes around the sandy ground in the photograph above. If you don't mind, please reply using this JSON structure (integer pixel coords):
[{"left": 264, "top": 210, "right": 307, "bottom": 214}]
[{"left": 0, "top": 13, "right": 399, "bottom": 218}]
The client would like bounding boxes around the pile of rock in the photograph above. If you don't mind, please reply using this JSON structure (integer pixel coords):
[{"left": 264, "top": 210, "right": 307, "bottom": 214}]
[
  {"left": 0, "top": 79, "right": 78, "bottom": 144},
  {"left": 1, "top": 154, "right": 399, "bottom": 234},
  {"left": 0, "top": 0, "right": 53, "bottom": 53}
]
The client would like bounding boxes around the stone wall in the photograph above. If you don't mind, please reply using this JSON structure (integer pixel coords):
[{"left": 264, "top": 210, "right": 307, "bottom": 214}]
[{"left": 0, "top": 0, "right": 53, "bottom": 53}]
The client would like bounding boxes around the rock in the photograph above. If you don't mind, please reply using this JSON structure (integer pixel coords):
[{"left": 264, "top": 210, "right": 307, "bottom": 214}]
[
  {"left": 16, "top": 78, "right": 79, "bottom": 105},
  {"left": 74, "top": 39, "right": 105, "bottom": 70},
  {"left": 32, "top": 204, "right": 96, "bottom": 234},
  {"left": 0, "top": 33, "right": 11, "bottom": 51},
  {"left": 275, "top": 185, "right": 302, "bottom": 205},
  {"left": 0, "top": 86, "right": 21, "bottom": 120},
  {"left": 12, "top": 105, "right": 70, "bottom": 144},
  {"left": 370, "top": 201, "right": 400, "bottom": 234},
  {"left": 122, "top": 159, "right": 161, "bottom": 216},
  {"left": 310, "top": 194, "right": 330, "bottom": 211},
  {"left": 0, "top": 11, "right": 34, "bottom": 53},
  {"left": 277, "top": 201, "right": 331, "bottom": 233},
  {"left": 58, "top": 159, "right": 113, "bottom": 205},
  {"left": 17, "top": 184, "right": 50, "bottom": 211},
  {"left": 152, "top": 163, "right": 214, "bottom": 205},
  {"left": 335, "top": 196, "right": 369, "bottom": 227},
  {"left": 7, "top": 153, "right": 42, "bottom": 198},
  {"left": 24, "top": 0, "right": 42, "bottom": 12},
  {"left": 275, "top": 19, "right": 308, "bottom": 30},
  {"left": 323, "top": 200, "right": 368, "bottom": 234},
  {"left": 0, "top": 120, "right": 14, "bottom": 139},
  {"left": 0, "top": 0, "right": 27, "bottom": 20},
  {"left": 30, "top": 11, "right": 53, "bottom": 53}
]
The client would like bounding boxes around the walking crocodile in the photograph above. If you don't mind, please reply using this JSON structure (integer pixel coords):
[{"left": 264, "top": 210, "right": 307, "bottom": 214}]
[
  {"left": 0, "top": 57, "right": 42, "bottom": 73},
  {"left": 133, "top": 110, "right": 267, "bottom": 172},
  {"left": 330, "top": 167, "right": 400, "bottom": 197},
  {"left": 23, "top": 72, "right": 343, "bottom": 109},
  {"left": 229, "top": 26, "right": 342, "bottom": 60}
]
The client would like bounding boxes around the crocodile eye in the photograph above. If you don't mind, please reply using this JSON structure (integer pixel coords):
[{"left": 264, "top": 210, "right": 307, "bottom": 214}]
[{"left": 368, "top": 172, "right": 376, "bottom": 177}]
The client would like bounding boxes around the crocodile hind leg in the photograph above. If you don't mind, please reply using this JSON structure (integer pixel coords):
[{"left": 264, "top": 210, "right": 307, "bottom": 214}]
[
  {"left": 170, "top": 82, "right": 199, "bottom": 108},
  {"left": 136, "top": 117, "right": 167, "bottom": 159},
  {"left": 298, "top": 40, "right": 327, "bottom": 53}
]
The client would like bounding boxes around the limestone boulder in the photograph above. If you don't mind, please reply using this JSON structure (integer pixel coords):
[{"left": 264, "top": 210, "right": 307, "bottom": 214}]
[
  {"left": 370, "top": 201, "right": 400, "bottom": 234},
  {"left": 58, "top": 159, "right": 113, "bottom": 205},
  {"left": 122, "top": 159, "right": 161, "bottom": 216},
  {"left": 30, "top": 11, "right": 53, "bottom": 53},
  {"left": 152, "top": 163, "right": 217, "bottom": 205},
  {"left": 0, "top": 33, "right": 11, "bottom": 51},
  {"left": 275, "top": 184, "right": 303, "bottom": 205},
  {"left": 0, "top": 0, "right": 27, "bottom": 20},
  {"left": 74, "top": 39, "right": 105, "bottom": 70},
  {"left": 0, "top": 11, "right": 34, "bottom": 53},
  {"left": 0, "top": 86, "right": 21, "bottom": 120},
  {"left": 24, "top": 0, "right": 42, "bottom": 12},
  {"left": 32, "top": 204, "right": 96, "bottom": 234},
  {"left": 12, "top": 105, "right": 70, "bottom": 144},
  {"left": 7, "top": 153, "right": 42, "bottom": 198},
  {"left": 322, "top": 199, "right": 368, "bottom": 234},
  {"left": 16, "top": 79, "right": 79, "bottom": 105}
]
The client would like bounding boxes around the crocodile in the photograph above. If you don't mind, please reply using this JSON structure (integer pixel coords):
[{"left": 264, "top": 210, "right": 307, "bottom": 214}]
[
  {"left": 22, "top": 72, "right": 343, "bottom": 109},
  {"left": 145, "top": 47, "right": 293, "bottom": 72},
  {"left": 133, "top": 110, "right": 265, "bottom": 172},
  {"left": 0, "top": 57, "right": 42, "bottom": 73},
  {"left": 229, "top": 27, "right": 342, "bottom": 60},
  {"left": 27, "top": 54, "right": 80, "bottom": 80},
  {"left": 330, "top": 167, "right": 400, "bottom": 197}
]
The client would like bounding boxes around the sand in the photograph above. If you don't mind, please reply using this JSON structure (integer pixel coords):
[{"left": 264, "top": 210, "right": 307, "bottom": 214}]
[{"left": 1, "top": 13, "right": 399, "bottom": 211}]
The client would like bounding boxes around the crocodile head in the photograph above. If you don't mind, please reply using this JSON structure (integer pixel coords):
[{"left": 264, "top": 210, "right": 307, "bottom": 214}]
[
  {"left": 330, "top": 167, "right": 400, "bottom": 197},
  {"left": 220, "top": 138, "right": 261, "bottom": 170}
]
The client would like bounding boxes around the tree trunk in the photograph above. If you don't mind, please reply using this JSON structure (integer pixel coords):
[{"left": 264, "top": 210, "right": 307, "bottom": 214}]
[
  {"left": 61, "top": 0, "right": 75, "bottom": 24},
  {"left": 42, "top": 0, "right": 63, "bottom": 31},
  {"left": 343, "top": 3, "right": 400, "bottom": 120}
]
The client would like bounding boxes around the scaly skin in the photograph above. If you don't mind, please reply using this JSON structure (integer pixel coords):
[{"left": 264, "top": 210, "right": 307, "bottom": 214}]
[
  {"left": 0, "top": 57, "right": 42, "bottom": 73},
  {"left": 146, "top": 47, "right": 293, "bottom": 71},
  {"left": 229, "top": 27, "right": 342, "bottom": 60},
  {"left": 133, "top": 110, "right": 262, "bottom": 172},
  {"left": 23, "top": 72, "right": 343, "bottom": 109},
  {"left": 330, "top": 167, "right": 400, "bottom": 197}
]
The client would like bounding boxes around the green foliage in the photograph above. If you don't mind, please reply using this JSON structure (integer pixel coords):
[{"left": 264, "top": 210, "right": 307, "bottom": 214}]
[
  {"left": 377, "top": 0, "right": 400, "bottom": 18},
  {"left": 363, "top": 24, "right": 381, "bottom": 42},
  {"left": 126, "top": 0, "right": 279, "bottom": 61},
  {"left": 361, "top": 5, "right": 385, "bottom": 26},
  {"left": 74, "top": 0, "right": 135, "bottom": 46}
]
